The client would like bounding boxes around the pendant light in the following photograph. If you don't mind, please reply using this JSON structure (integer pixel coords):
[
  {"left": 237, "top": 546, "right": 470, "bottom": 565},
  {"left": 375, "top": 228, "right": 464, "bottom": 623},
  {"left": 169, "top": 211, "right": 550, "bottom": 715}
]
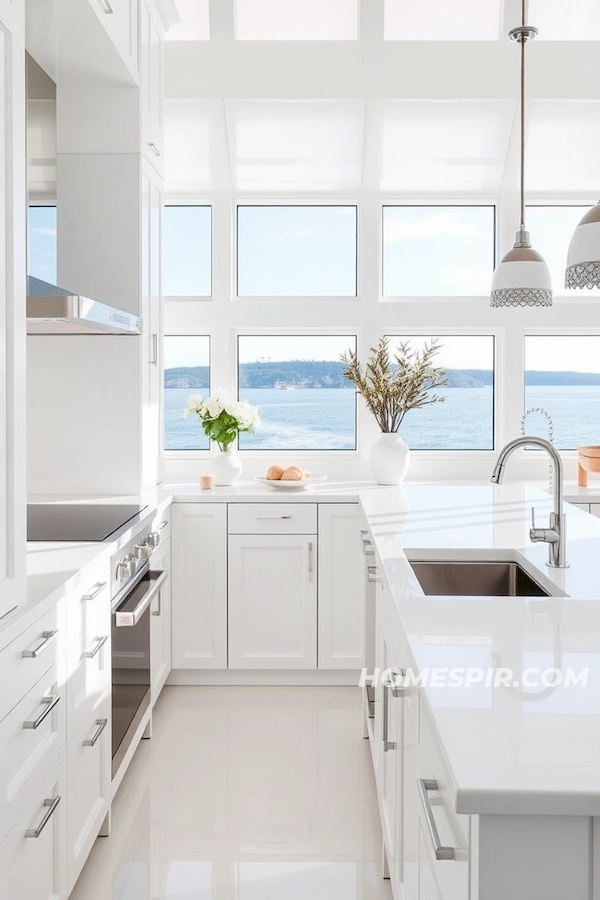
[
  {"left": 490, "top": 0, "right": 552, "bottom": 308},
  {"left": 565, "top": 202, "right": 600, "bottom": 289}
]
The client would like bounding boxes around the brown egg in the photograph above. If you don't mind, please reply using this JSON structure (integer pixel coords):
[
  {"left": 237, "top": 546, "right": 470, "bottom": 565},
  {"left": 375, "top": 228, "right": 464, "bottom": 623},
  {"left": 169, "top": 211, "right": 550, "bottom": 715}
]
[
  {"left": 266, "top": 465, "right": 284, "bottom": 480},
  {"left": 281, "top": 467, "right": 303, "bottom": 481}
]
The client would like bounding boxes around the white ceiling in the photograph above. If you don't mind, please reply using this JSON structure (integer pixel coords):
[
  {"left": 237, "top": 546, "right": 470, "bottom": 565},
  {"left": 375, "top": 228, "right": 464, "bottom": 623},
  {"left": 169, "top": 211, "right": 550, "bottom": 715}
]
[
  {"left": 165, "top": 0, "right": 600, "bottom": 41},
  {"left": 163, "top": 97, "right": 600, "bottom": 196}
]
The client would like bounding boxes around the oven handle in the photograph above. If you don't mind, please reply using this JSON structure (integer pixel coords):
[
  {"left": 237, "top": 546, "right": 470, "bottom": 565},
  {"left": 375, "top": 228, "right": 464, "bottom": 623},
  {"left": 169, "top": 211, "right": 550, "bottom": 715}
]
[{"left": 114, "top": 570, "right": 167, "bottom": 627}]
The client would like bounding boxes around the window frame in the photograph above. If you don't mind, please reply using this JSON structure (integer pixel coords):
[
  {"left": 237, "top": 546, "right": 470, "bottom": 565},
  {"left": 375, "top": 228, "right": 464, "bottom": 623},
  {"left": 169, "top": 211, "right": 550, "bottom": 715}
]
[
  {"left": 380, "top": 203, "right": 497, "bottom": 301},
  {"left": 234, "top": 202, "right": 360, "bottom": 300},
  {"left": 163, "top": 202, "right": 214, "bottom": 299}
]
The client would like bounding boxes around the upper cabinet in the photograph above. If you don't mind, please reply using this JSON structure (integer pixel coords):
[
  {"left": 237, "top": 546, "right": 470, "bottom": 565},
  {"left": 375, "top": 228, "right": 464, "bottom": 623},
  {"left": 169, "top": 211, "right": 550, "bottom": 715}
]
[
  {"left": 90, "top": 0, "right": 139, "bottom": 81},
  {"left": 140, "top": 0, "right": 164, "bottom": 175},
  {"left": 0, "top": 0, "right": 26, "bottom": 620}
]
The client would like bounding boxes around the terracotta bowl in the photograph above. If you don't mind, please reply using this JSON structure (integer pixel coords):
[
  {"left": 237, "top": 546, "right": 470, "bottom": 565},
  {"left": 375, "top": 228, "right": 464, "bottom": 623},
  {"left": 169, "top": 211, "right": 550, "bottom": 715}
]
[{"left": 577, "top": 446, "right": 600, "bottom": 487}]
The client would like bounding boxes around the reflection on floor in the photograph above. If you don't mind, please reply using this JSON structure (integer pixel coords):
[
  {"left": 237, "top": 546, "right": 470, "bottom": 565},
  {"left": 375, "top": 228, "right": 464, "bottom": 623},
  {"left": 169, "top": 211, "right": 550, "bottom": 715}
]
[{"left": 70, "top": 686, "right": 392, "bottom": 900}]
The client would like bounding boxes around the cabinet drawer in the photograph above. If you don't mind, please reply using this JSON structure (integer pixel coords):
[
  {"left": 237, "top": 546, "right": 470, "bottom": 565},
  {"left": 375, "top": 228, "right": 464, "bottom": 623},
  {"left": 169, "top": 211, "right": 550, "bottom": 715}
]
[
  {"left": 0, "top": 661, "right": 66, "bottom": 844},
  {"left": 228, "top": 503, "right": 317, "bottom": 534},
  {"left": 67, "top": 691, "right": 111, "bottom": 893},
  {"left": 0, "top": 757, "right": 67, "bottom": 900},
  {"left": 0, "top": 605, "right": 64, "bottom": 724},
  {"left": 66, "top": 623, "right": 111, "bottom": 743},
  {"left": 66, "top": 565, "right": 110, "bottom": 646},
  {"left": 417, "top": 704, "right": 470, "bottom": 900}
]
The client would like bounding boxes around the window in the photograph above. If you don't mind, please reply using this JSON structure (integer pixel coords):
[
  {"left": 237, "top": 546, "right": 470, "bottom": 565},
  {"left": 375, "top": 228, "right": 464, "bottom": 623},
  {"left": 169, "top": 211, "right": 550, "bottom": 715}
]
[
  {"left": 524, "top": 336, "right": 600, "bottom": 450},
  {"left": 164, "top": 336, "right": 211, "bottom": 450},
  {"left": 382, "top": 206, "right": 495, "bottom": 296},
  {"left": 236, "top": 206, "right": 357, "bottom": 297},
  {"left": 28, "top": 205, "right": 57, "bottom": 283},
  {"left": 237, "top": 334, "right": 357, "bottom": 450},
  {"left": 385, "top": 335, "right": 495, "bottom": 449},
  {"left": 526, "top": 206, "right": 600, "bottom": 296},
  {"left": 234, "top": 0, "right": 359, "bottom": 40},
  {"left": 163, "top": 206, "right": 212, "bottom": 296}
]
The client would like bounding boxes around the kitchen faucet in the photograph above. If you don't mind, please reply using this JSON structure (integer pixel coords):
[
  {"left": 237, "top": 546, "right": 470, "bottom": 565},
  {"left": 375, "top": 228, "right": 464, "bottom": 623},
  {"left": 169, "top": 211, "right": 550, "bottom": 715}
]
[{"left": 491, "top": 436, "right": 568, "bottom": 569}]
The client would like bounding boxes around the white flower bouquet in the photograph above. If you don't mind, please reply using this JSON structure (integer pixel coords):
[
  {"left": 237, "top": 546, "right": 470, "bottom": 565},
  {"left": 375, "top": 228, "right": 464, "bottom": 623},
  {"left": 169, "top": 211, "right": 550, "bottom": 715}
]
[{"left": 184, "top": 392, "right": 259, "bottom": 450}]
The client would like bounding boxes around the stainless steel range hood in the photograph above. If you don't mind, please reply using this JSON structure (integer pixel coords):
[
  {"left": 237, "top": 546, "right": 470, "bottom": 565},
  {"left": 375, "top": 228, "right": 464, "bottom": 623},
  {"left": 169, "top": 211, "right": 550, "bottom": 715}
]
[{"left": 27, "top": 277, "right": 141, "bottom": 335}]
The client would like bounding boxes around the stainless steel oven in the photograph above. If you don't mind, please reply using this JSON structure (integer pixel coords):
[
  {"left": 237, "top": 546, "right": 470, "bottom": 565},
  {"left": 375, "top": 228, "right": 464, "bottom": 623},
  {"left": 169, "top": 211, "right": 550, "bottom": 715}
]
[{"left": 111, "top": 527, "right": 167, "bottom": 780}]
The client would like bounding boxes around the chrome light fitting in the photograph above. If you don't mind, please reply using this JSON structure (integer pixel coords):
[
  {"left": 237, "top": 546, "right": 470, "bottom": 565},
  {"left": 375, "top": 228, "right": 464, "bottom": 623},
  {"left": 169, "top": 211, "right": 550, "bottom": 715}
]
[
  {"left": 565, "top": 201, "right": 600, "bottom": 289},
  {"left": 491, "top": 1, "right": 552, "bottom": 308}
]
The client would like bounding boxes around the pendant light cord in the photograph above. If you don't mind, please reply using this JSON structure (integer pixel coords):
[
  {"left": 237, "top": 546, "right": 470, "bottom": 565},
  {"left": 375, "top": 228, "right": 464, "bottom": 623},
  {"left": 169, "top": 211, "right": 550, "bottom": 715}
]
[{"left": 520, "top": 0, "right": 526, "bottom": 229}]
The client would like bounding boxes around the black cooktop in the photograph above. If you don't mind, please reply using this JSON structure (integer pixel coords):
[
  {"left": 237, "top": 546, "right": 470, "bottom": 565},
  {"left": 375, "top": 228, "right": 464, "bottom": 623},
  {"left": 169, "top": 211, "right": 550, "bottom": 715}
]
[{"left": 27, "top": 503, "right": 147, "bottom": 542}]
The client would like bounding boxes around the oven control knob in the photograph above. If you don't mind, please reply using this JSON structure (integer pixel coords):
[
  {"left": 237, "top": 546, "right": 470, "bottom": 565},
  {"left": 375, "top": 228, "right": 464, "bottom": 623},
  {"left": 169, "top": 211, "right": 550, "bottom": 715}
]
[
  {"left": 145, "top": 532, "right": 160, "bottom": 550},
  {"left": 133, "top": 543, "right": 149, "bottom": 561},
  {"left": 116, "top": 554, "right": 135, "bottom": 582}
]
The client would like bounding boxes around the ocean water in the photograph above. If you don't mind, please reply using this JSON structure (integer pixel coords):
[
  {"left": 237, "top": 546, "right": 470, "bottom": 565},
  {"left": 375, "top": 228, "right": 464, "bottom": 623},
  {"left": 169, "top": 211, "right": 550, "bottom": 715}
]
[{"left": 164, "top": 385, "right": 600, "bottom": 451}]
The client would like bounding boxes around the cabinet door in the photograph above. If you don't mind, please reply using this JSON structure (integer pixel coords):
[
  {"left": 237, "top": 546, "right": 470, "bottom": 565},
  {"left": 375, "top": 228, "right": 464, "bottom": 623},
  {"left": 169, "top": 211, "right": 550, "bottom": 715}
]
[
  {"left": 172, "top": 504, "right": 227, "bottom": 669},
  {"left": 150, "top": 538, "right": 171, "bottom": 701},
  {"left": 90, "top": 0, "right": 139, "bottom": 77},
  {"left": 141, "top": 160, "right": 162, "bottom": 490},
  {"left": 228, "top": 534, "right": 317, "bottom": 669},
  {"left": 418, "top": 824, "right": 443, "bottom": 900},
  {"left": 401, "top": 683, "right": 420, "bottom": 900},
  {"left": 0, "top": 0, "right": 26, "bottom": 621},
  {"left": 140, "top": 0, "right": 164, "bottom": 172},
  {"left": 67, "top": 691, "right": 110, "bottom": 894},
  {"left": 318, "top": 504, "right": 366, "bottom": 670},
  {"left": 0, "top": 757, "right": 67, "bottom": 900}
]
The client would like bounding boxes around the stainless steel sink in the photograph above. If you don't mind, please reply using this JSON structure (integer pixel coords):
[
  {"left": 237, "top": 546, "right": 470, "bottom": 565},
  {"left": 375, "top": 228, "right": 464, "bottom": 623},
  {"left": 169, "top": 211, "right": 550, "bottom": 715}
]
[{"left": 410, "top": 561, "right": 551, "bottom": 597}]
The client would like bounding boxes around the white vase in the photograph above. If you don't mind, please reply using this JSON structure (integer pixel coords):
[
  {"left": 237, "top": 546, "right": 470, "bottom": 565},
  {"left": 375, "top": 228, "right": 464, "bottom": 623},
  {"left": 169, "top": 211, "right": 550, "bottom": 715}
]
[
  {"left": 213, "top": 447, "right": 243, "bottom": 486},
  {"left": 370, "top": 432, "right": 410, "bottom": 485}
]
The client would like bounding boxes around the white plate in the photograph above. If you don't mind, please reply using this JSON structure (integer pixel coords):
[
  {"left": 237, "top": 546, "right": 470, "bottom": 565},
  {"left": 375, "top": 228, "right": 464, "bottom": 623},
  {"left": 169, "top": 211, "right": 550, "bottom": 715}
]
[{"left": 255, "top": 476, "right": 328, "bottom": 491}]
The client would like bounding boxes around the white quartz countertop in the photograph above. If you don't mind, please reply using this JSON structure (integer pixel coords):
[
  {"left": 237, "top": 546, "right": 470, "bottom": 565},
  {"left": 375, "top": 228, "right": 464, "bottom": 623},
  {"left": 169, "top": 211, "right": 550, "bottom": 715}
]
[{"left": 361, "top": 482, "right": 600, "bottom": 815}]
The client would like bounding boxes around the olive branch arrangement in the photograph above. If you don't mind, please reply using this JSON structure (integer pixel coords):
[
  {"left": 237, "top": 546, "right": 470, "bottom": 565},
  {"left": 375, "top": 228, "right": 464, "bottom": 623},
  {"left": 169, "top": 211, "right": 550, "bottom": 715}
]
[{"left": 341, "top": 337, "right": 448, "bottom": 433}]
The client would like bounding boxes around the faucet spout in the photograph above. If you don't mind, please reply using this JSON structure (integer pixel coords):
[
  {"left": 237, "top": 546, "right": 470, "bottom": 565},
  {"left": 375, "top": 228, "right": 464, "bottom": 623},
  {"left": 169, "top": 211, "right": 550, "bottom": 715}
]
[{"left": 490, "top": 435, "right": 568, "bottom": 569}]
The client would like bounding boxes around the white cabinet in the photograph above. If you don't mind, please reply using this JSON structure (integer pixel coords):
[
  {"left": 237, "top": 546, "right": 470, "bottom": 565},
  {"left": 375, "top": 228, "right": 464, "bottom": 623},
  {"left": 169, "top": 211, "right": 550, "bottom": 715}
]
[
  {"left": 140, "top": 0, "right": 164, "bottom": 173},
  {"left": 150, "top": 539, "right": 171, "bottom": 701},
  {"left": 0, "top": 757, "right": 67, "bottom": 900},
  {"left": 90, "top": 0, "right": 139, "bottom": 79},
  {"left": 141, "top": 160, "right": 163, "bottom": 490},
  {"left": 172, "top": 504, "right": 228, "bottom": 669},
  {"left": 0, "top": 0, "right": 26, "bottom": 620},
  {"left": 66, "top": 691, "right": 111, "bottom": 894},
  {"left": 228, "top": 534, "right": 317, "bottom": 669},
  {"left": 318, "top": 504, "right": 366, "bottom": 670}
]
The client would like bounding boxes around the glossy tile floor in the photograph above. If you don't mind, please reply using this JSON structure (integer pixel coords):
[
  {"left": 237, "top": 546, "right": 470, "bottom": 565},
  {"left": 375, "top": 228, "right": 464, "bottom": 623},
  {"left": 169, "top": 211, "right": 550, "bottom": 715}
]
[{"left": 71, "top": 686, "right": 392, "bottom": 900}]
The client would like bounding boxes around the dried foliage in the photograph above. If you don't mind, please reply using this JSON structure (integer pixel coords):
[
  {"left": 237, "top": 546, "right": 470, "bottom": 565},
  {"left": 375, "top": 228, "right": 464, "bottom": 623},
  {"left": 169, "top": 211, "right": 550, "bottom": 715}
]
[{"left": 341, "top": 337, "right": 448, "bottom": 433}]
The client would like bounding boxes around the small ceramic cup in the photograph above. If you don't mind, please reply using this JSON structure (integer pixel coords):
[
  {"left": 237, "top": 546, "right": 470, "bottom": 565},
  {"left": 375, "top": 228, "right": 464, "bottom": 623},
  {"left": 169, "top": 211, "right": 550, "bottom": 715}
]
[{"left": 200, "top": 474, "right": 215, "bottom": 491}]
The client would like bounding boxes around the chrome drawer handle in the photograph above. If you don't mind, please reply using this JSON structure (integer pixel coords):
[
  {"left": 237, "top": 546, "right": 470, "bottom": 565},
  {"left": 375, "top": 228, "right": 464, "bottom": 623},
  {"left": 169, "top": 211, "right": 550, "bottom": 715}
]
[
  {"left": 98, "top": 0, "right": 114, "bottom": 12},
  {"left": 148, "top": 141, "right": 161, "bottom": 157},
  {"left": 308, "top": 541, "right": 314, "bottom": 579},
  {"left": 366, "top": 565, "right": 381, "bottom": 584},
  {"left": 417, "top": 778, "right": 456, "bottom": 861},
  {"left": 82, "top": 635, "right": 109, "bottom": 659},
  {"left": 23, "top": 694, "right": 60, "bottom": 730},
  {"left": 382, "top": 683, "right": 396, "bottom": 752},
  {"left": 83, "top": 718, "right": 108, "bottom": 748},
  {"left": 25, "top": 796, "right": 61, "bottom": 838},
  {"left": 22, "top": 630, "right": 57, "bottom": 659},
  {"left": 255, "top": 515, "right": 291, "bottom": 520},
  {"left": 81, "top": 581, "right": 107, "bottom": 601},
  {"left": 158, "top": 521, "right": 168, "bottom": 530}
]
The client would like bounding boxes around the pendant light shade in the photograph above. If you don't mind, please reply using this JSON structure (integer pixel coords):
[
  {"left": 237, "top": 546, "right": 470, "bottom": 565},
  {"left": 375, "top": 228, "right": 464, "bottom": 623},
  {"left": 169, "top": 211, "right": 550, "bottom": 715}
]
[
  {"left": 565, "top": 201, "right": 600, "bottom": 289},
  {"left": 490, "top": 2, "right": 552, "bottom": 308},
  {"left": 491, "top": 227, "right": 553, "bottom": 308}
]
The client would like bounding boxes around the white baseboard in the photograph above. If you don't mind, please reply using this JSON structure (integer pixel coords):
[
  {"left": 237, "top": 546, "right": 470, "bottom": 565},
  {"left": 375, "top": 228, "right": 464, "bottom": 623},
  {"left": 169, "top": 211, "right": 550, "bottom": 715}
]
[{"left": 166, "top": 669, "right": 360, "bottom": 686}]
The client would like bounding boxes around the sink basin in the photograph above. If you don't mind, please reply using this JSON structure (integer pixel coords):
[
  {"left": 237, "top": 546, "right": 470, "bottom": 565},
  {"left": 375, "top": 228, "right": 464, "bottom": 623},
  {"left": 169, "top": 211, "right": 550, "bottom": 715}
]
[{"left": 410, "top": 561, "right": 551, "bottom": 597}]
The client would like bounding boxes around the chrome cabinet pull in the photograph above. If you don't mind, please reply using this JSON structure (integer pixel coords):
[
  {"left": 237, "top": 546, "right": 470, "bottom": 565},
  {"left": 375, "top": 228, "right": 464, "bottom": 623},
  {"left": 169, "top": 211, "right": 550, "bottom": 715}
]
[
  {"left": 158, "top": 520, "right": 168, "bottom": 530},
  {"left": 152, "top": 590, "right": 162, "bottom": 617},
  {"left": 417, "top": 778, "right": 455, "bottom": 861},
  {"left": 308, "top": 541, "right": 314, "bottom": 579},
  {"left": 23, "top": 694, "right": 60, "bottom": 730},
  {"left": 382, "top": 683, "right": 396, "bottom": 752},
  {"left": 81, "top": 582, "right": 107, "bottom": 601},
  {"left": 83, "top": 718, "right": 108, "bottom": 748},
  {"left": 22, "top": 630, "right": 57, "bottom": 659},
  {"left": 98, "top": 0, "right": 114, "bottom": 12},
  {"left": 366, "top": 565, "right": 381, "bottom": 584},
  {"left": 148, "top": 142, "right": 161, "bottom": 157},
  {"left": 149, "top": 333, "right": 158, "bottom": 366},
  {"left": 255, "top": 515, "right": 291, "bottom": 520},
  {"left": 82, "top": 635, "right": 109, "bottom": 659},
  {"left": 25, "top": 796, "right": 61, "bottom": 838}
]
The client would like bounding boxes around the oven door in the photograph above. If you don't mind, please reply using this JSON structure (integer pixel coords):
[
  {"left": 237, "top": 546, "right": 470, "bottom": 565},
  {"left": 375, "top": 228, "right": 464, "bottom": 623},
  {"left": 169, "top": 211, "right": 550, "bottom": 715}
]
[{"left": 111, "top": 567, "right": 167, "bottom": 778}]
